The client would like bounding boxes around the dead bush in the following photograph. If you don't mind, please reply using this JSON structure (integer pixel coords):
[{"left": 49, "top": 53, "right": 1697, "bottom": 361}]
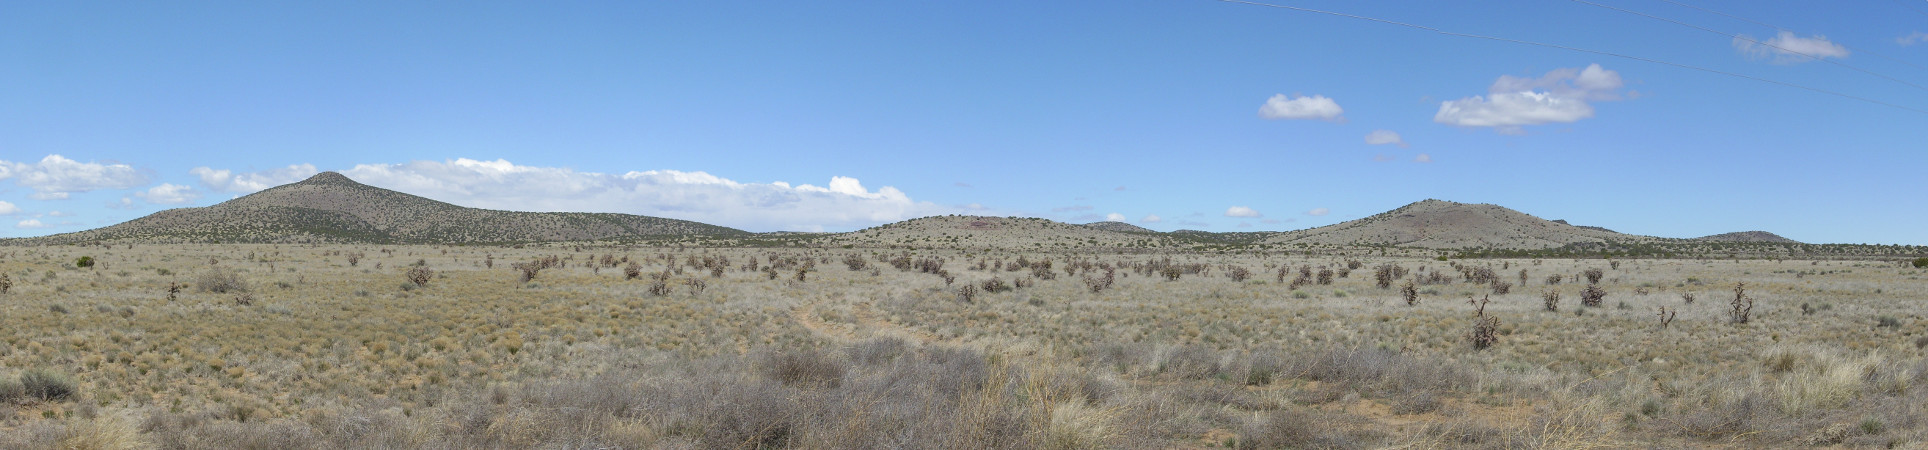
[{"left": 196, "top": 268, "right": 247, "bottom": 294}]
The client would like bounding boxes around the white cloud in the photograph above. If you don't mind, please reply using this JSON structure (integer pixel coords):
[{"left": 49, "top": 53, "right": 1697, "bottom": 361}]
[
  {"left": 0, "top": 154, "right": 150, "bottom": 200},
  {"left": 1106, "top": 212, "right": 1126, "bottom": 222},
  {"left": 1434, "top": 64, "right": 1627, "bottom": 132},
  {"left": 1364, "top": 129, "right": 1407, "bottom": 147},
  {"left": 192, "top": 164, "right": 320, "bottom": 193},
  {"left": 135, "top": 183, "right": 201, "bottom": 204},
  {"left": 1306, "top": 208, "right": 1330, "bottom": 216},
  {"left": 1735, "top": 31, "right": 1849, "bottom": 63},
  {"left": 1414, "top": 153, "right": 1434, "bottom": 163},
  {"left": 0, "top": 201, "right": 17, "bottom": 215},
  {"left": 1224, "top": 206, "right": 1262, "bottom": 218},
  {"left": 1899, "top": 31, "right": 1928, "bottom": 46},
  {"left": 333, "top": 158, "right": 952, "bottom": 232},
  {"left": 1141, "top": 214, "right": 1162, "bottom": 223},
  {"left": 16, "top": 219, "right": 46, "bottom": 229},
  {"left": 1258, "top": 94, "right": 1344, "bottom": 121}
]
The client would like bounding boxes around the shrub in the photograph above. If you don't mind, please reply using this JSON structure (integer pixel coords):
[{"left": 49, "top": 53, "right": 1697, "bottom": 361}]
[
  {"left": 758, "top": 349, "right": 845, "bottom": 387},
  {"left": 1580, "top": 284, "right": 1606, "bottom": 308},
  {"left": 196, "top": 268, "right": 247, "bottom": 294},
  {"left": 1583, "top": 268, "right": 1604, "bottom": 285},
  {"left": 1228, "top": 266, "right": 1251, "bottom": 282},
  {"left": 1083, "top": 268, "right": 1115, "bottom": 293},
  {"left": 76, "top": 256, "right": 95, "bottom": 268},
  {"left": 623, "top": 262, "right": 642, "bottom": 280},
  {"left": 1729, "top": 282, "right": 1753, "bottom": 324},
  {"left": 405, "top": 267, "right": 433, "bottom": 288},
  {"left": 1541, "top": 290, "right": 1560, "bottom": 312},
  {"left": 1468, "top": 296, "right": 1499, "bottom": 350},
  {"left": 20, "top": 368, "right": 75, "bottom": 401},
  {"left": 1374, "top": 264, "right": 1395, "bottom": 289},
  {"left": 981, "top": 277, "right": 1010, "bottom": 293},
  {"left": 1914, "top": 257, "right": 1928, "bottom": 268},
  {"left": 0, "top": 273, "right": 10, "bottom": 294},
  {"left": 1401, "top": 281, "right": 1419, "bottom": 306}
]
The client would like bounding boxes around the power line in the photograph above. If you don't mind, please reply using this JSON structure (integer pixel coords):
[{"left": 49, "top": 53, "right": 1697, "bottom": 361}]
[
  {"left": 1641, "top": 0, "right": 1928, "bottom": 77},
  {"left": 1574, "top": 0, "right": 1928, "bottom": 93},
  {"left": 1890, "top": 0, "right": 1928, "bottom": 19},
  {"left": 1212, "top": 0, "right": 1928, "bottom": 115}
]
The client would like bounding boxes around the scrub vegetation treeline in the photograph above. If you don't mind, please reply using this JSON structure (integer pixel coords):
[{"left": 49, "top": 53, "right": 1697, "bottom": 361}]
[{"left": 1, "top": 243, "right": 1925, "bottom": 448}]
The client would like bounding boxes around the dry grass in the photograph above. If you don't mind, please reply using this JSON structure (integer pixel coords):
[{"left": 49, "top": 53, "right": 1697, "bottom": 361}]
[{"left": 0, "top": 244, "right": 1925, "bottom": 447}]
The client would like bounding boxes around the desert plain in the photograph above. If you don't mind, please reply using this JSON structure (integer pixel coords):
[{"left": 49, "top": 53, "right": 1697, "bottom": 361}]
[{"left": 1, "top": 239, "right": 1925, "bottom": 449}]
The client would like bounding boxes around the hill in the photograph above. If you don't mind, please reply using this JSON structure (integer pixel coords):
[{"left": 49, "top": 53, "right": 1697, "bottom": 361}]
[
  {"left": 8, "top": 172, "right": 744, "bottom": 244},
  {"left": 825, "top": 215, "right": 1176, "bottom": 250},
  {"left": 1263, "top": 199, "right": 1656, "bottom": 249},
  {"left": 1694, "top": 231, "right": 1801, "bottom": 244},
  {"left": 1081, "top": 221, "right": 1155, "bottom": 233}
]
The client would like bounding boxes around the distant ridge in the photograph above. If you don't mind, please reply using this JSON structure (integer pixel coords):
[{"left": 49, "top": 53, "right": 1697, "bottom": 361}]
[
  {"left": 1263, "top": 199, "right": 1653, "bottom": 249},
  {"left": 1551, "top": 219, "right": 1616, "bottom": 234},
  {"left": 1082, "top": 221, "right": 1155, "bottom": 233},
  {"left": 1694, "top": 231, "right": 1801, "bottom": 244},
  {"left": 10, "top": 172, "right": 744, "bottom": 244}
]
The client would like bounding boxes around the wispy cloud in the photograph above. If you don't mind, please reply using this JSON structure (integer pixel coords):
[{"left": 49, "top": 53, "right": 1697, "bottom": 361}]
[
  {"left": 1364, "top": 129, "right": 1408, "bottom": 147},
  {"left": 1224, "top": 206, "right": 1262, "bottom": 218},
  {"left": 1258, "top": 94, "right": 1345, "bottom": 121},
  {"left": 1305, "top": 207, "right": 1330, "bottom": 216},
  {"left": 1735, "top": 31, "right": 1849, "bottom": 63},
  {"left": 1899, "top": 31, "right": 1928, "bottom": 46}
]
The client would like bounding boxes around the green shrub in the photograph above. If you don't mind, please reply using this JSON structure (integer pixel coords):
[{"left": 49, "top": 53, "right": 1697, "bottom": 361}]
[
  {"left": 1914, "top": 257, "right": 1928, "bottom": 268},
  {"left": 20, "top": 368, "right": 75, "bottom": 401},
  {"left": 75, "top": 256, "right": 95, "bottom": 268}
]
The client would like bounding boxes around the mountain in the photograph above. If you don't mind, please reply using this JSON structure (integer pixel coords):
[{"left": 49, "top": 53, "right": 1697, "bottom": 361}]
[
  {"left": 1694, "top": 231, "right": 1801, "bottom": 244},
  {"left": 1262, "top": 199, "right": 1655, "bottom": 249},
  {"left": 1081, "top": 221, "right": 1155, "bottom": 233},
  {"left": 10, "top": 172, "right": 744, "bottom": 244}
]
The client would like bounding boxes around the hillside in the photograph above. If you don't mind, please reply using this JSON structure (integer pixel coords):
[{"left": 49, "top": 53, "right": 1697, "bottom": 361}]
[
  {"left": 825, "top": 215, "right": 1176, "bottom": 250},
  {"left": 1263, "top": 199, "right": 1657, "bottom": 249},
  {"left": 1694, "top": 231, "right": 1801, "bottom": 244},
  {"left": 1081, "top": 221, "right": 1156, "bottom": 233},
  {"left": 8, "top": 172, "right": 744, "bottom": 244}
]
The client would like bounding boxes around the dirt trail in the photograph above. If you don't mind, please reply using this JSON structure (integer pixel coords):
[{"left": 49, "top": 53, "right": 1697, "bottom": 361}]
[
  {"left": 852, "top": 301, "right": 944, "bottom": 344},
  {"left": 790, "top": 300, "right": 945, "bottom": 345},
  {"left": 790, "top": 301, "right": 859, "bottom": 342}
]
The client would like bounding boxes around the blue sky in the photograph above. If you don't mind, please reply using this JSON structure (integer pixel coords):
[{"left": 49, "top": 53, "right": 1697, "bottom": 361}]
[{"left": 3, "top": 1, "right": 1925, "bottom": 244}]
